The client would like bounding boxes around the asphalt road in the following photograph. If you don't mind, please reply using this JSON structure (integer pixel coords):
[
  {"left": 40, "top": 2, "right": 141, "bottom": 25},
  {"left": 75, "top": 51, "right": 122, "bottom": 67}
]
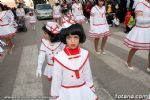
[{"left": 0, "top": 19, "right": 150, "bottom": 100}]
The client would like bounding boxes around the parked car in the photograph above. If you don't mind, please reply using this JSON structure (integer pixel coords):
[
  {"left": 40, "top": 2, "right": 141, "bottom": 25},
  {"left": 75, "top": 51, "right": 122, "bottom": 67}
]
[{"left": 35, "top": 4, "right": 53, "bottom": 20}]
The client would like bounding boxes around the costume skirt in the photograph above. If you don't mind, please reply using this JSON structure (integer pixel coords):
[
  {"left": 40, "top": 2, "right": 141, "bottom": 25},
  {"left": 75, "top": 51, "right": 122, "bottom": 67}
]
[
  {"left": 124, "top": 26, "right": 150, "bottom": 50},
  {"left": 89, "top": 24, "right": 110, "bottom": 38},
  {"left": 56, "top": 84, "right": 98, "bottom": 100},
  {"left": 74, "top": 15, "right": 85, "bottom": 24},
  {"left": 0, "top": 24, "right": 16, "bottom": 38}
]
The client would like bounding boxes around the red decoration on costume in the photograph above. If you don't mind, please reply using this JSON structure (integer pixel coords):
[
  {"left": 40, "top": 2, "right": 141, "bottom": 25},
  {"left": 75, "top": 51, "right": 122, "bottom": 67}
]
[
  {"left": 64, "top": 47, "right": 81, "bottom": 79},
  {"left": 0, "top": 19, "right": 2, "bottom": 22},
  {"left": 48, "top": 77, "right": 52, "bottom": 81},
  {"left": 52, "top": 57, "right": 54, "bottom": 62},
  {"left": 74, "top": 70, "right": 80, "bottom": 79},
  {"left": 61, "top": 16, "right": 75, "bottom": 25},
  {"left": 64, "top": 47, "right": 80, "bottom": 55},
  {"left": 48, "top": 24, "right": 59, "bottom": 34}
]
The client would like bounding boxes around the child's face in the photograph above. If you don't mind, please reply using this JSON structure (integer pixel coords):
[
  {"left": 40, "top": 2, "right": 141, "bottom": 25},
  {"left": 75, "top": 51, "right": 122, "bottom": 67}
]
[
  {"left": 29, "top": 13, "right": 33, "bottom": 16},
  {"left": 75, "top": 0, "right": 79, "bottom": 3},
  {"left": 98, "top": 0, "right": 104, "bottom": 6},
  {"left": 66, "top": 34, "right": 79, "bottom": 49},
  {"left": 43, "top": 32, "right": 50, "bottom": 40}
]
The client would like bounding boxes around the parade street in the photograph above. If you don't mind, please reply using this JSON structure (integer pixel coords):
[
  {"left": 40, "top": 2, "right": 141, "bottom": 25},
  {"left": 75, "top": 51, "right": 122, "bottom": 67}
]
[{"left": 0, "top": 19, "right": 150, "bottom": 100}]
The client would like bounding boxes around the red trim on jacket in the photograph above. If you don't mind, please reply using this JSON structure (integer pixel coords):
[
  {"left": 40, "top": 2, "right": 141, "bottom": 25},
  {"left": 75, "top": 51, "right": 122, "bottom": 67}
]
[
  {"left": 90, "top": 85, "right": 94, "bottom": 89},
  {"left": 135, "top": 2, "right": 150, "bottom": 9},
  {"left": 68, "top": 55, "right": 81, "bottom": 59},
  {"left": 47, "top": 63, "right": 53, "bottom": 66},
  {"left": 95, "top": 97, "right": 98, "bottom": 100},
  {"left": 61, "top": 82, "right": 86, "bottom": 88},
  {"left": 54, "top": 51, "right": 90, "bottom": 79},
  {"left": 41, "top": 40, "right": 61, "bottom": 51},
  {"left": 0, "top": 24, "right": 9, "bottom": 26},
  {"left": 64, "top": 47, "right": 80, "bottom": 56}
]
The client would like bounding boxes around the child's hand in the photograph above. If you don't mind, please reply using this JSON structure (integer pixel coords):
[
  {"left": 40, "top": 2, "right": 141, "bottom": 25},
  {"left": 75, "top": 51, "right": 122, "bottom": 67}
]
[
  {"left": 51, "top": 96, "right": 59, "bottom": 100},
  {"left": 0, "top": 40, "right": 6, "bottom": 46}
]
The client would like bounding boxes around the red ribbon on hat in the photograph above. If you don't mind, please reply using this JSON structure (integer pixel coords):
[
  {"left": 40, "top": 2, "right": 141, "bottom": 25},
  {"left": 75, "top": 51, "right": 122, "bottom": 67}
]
[
  {"left": 48, "top": 24, "right": 60, "bottom": 34},
  {"left": 61, "top": 16, "right": 75, "bottom": 25}
]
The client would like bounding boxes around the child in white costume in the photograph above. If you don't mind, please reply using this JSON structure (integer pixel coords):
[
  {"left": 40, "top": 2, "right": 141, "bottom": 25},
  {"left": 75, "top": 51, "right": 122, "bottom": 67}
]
[
  {"left": 28, "top": 11, "right": 36, "bottom": 30},
  {"left": 0, "top": 7, "right": 16, "bottom": 38},
  {"left": 16, "top": 4, "right": 25, "bottom": 19},
  {"left": 61, "top": 6, "right": 76, "bottom": 28},
  {"left": 0, "top": 5, "right": 16, "bottom": 54},
  {"left": 72, "top": 0, "right": 85, "bottom": 24},
  {"left": 51, "top": 19, "right": 98, "bottom": 100},
  {"left": 36, "top": 22, "right": 65, "bottom": 81},
  {"left": 89, "top": 0, "right": 110, "bottom": 54},
  {"left": 124, "top": 0, "right": 150, "bottom": 72},
  {"left": 53, "top": 0, "right": 62, "bottom": 24}
]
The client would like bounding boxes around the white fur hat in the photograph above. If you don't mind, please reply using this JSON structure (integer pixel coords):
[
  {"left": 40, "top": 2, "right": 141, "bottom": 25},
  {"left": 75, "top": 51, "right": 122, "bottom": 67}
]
[
  {"left": 46, "top": 22, "right": 61, "bottom": 34},
  {"left": 61, "top": 16, "right": 76, "bottom": 28}
]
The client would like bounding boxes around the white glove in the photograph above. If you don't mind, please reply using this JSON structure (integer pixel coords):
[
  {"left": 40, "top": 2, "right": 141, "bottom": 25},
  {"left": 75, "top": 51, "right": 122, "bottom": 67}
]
[
  {"left": 0, "top": 47, "right": 4, "bottom": 53},
  {"left": 51, "top": 96, "right": 59, "bottom": 100},
  {"left": 36, "top": 67, "right": 42, "bottom": 78},
  {"left": 0, "top": 40, "right": 6, "bottom": 46}
]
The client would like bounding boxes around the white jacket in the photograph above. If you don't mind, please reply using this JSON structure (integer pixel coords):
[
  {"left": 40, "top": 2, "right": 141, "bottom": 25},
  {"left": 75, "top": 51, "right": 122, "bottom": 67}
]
[
  {"left": 16, "top": 8, "right": 25, "bottom": 17},
  {"left": 37, "top": 39, "right": 65, "bottom": 77},
  {"left": 72, "top": 3, "right": 84, "bottom": 17},
  {"left": 53, "top": 5, "right": 62, "bottom": 18},
  {"left": 90, "top": 5, "right": 107, "bottom": 28},
  {"left": 51, "top": 48, "right": 94, "bottom": 96}
]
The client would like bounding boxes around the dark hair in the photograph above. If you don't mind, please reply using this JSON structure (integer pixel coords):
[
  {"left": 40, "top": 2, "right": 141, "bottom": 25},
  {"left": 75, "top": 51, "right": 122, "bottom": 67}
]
[
  {"left": 55, "top": 3, "right": 60, "bottom": 6},
  {"left": 61, "top": 8, "right": 68, "bottom": 15},
  {"left": 42, "top": 25, "right": 60, "bottom": 43},
  {"left": 29, "top": 12, "right": 33, "bottom": 16},
  {"left": 17, "top": 5, "right": 21, "bottom": 8},
  {"left": 61, "top": 3, "right": 69, "bottom": 15},
  {"left": 95, "top": 0, "right": 105, "bottom": 5},
  {"left": 0, "top": 4, "right": 4, "bottom": 11},
  {"left": 60, "top": 23, "right": 86, "bottom": 44}
]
